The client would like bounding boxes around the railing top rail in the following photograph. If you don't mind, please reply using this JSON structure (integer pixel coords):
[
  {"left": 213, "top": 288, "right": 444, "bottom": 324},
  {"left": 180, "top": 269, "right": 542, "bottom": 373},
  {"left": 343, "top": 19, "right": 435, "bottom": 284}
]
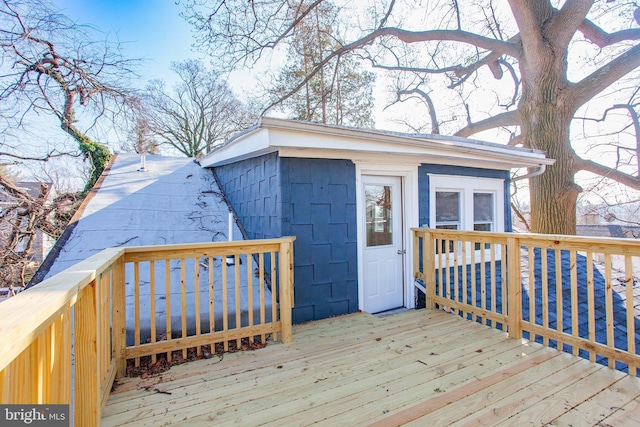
[
  {"left": 0, "top": 236, "right": 297, "bottom": 373},
  {"left": 121, "top": 236, "right": 296, "bottom": 254},
  {"left": 412, "top": 227, "right": 640, "bottom": 250},
  {"left": 0, "top": 247, "right": 124, "bottom": 372}
]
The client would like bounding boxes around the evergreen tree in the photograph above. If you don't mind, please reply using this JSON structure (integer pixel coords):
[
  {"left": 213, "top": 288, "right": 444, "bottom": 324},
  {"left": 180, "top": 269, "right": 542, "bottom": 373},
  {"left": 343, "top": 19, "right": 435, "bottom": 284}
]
[{"left": 270, "top": 2, "right": 374, "bottom": 128}]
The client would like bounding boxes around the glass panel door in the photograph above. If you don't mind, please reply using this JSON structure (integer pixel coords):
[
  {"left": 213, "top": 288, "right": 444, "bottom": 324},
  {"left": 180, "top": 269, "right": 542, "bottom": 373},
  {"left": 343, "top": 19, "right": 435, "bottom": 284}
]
[{"left": 365, "top": 184, "right": 393, "bottom": 247}]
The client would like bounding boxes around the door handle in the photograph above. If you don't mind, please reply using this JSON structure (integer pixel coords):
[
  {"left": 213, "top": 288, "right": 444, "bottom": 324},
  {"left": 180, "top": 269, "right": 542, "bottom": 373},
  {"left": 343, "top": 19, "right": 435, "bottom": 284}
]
[{"left": 397, "top": 249, "right": 406, "bottom": 255}]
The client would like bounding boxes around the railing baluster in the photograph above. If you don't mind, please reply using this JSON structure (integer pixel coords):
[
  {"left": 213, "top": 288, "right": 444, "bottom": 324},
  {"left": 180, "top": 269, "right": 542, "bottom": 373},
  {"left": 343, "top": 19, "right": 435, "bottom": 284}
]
[
  {"left": 150, "top": 260, "right": 157, "bottom": 363},
  {"left": 625, "top": 255, "right": 637, "bottom": 376},
  {"left": 259, "top": 252, "right": 266, "bottom": 343},
  {"left": 541, "top": 247, "right": 549, "bottom": 346},
  {"left": 222, "top": 255, "right": 229, "bottom": 351},
  {"left": 453, "top": 238, "right": 459, "bottom": 313},
  {"left": 555, "top": 248, "right": 563, "bottom": 351},
  {"left": 57, "top": 312, "right": 72, "bottom": 403},
  {"left": 112, "top": 257, "right": 126, "bottom": 377},
  {"left": 490, "top": 243, "right": 497, "bottom": 321},
  {"left": 271, "top": 251, "right": 278, "bottom": 342},
  {"left": 235, "top": 253, "right": 241, "bottom": 348},
  {"left": 500, "top": 243, "right": 506, "bottom": 323},
  {"left": 480, "top": 242, "right": 486, "bottom": 325},
  {"left": 248, "top": 252, "right": 254, "bottom": 343},
  {"left": 470, "top": 238, "right": 476, "bottom": 321},
  {"left": 444, "top": 238, "right": 450, "bottom": 309},
  {"left": 605, "top": 253, "right": 614, "bottom": 368},
  {"left": 180, "top": 258, "right": 187, "bottom": 359},
  {"left": 507, "top": 237, "right": 522, "bottom": 339},
  {"left": 461, "top": 240, "right": 468, "bottom": 312},
  {"left": 195, "top": 257, "right": 201, "bottom": 356},
  {"left": 587, "top": 251, "right": 596, "bottom": 362},
  {"left": 165, "top": 259, "right": 172, "bottom": 362},
  {"left": 570, "top": 251, "right": 579, "bottom": 356},
  {"left": 528, "top": 245, "right": 535, "bottom": 341},
  {"left": 209, "top": 255, "right": 215, "bottom": 351},
  {"left": 134, "top": 262, "right": 141, "bottom": 367}
]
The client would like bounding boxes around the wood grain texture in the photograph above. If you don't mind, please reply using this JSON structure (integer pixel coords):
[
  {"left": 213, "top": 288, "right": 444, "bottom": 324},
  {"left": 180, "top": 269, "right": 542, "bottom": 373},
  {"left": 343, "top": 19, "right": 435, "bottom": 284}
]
[{"left": 102, "top": 310, "right": 640, "bottom": 427}]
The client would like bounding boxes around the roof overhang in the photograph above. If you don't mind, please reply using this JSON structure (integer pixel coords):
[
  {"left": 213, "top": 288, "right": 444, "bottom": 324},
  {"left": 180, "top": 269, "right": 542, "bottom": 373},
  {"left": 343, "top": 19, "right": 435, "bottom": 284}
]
[{"left": 199, "top": 117, "right": 555, "bottom": 171}]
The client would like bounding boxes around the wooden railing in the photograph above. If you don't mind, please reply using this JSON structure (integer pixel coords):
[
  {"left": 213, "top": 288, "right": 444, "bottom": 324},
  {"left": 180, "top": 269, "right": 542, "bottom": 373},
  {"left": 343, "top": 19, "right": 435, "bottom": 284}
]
[
  {"left": 413, "top": 228, "right": 640, "bottom": 376},
  {"left": 0, "top": 237, "right": 295, "bottom": 426}
]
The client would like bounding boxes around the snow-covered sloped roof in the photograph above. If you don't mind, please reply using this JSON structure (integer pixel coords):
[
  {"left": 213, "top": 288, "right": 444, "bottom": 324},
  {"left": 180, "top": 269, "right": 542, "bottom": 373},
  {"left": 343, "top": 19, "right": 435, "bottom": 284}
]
[{"left": 33, "top": 153, "right": 243, "bottom": 282}]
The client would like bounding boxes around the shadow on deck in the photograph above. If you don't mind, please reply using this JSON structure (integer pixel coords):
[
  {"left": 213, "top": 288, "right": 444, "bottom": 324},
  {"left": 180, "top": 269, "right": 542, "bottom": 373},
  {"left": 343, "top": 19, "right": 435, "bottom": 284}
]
[{"left": 103, "top": 309, "right": 640, "bottom": 426}]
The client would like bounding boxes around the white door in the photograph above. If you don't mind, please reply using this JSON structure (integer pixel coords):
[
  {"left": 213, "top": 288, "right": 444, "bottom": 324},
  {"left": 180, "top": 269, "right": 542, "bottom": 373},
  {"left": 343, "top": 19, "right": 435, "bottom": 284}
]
[{"left": 362, "top": 175, "right": 404, "bottom": 313}]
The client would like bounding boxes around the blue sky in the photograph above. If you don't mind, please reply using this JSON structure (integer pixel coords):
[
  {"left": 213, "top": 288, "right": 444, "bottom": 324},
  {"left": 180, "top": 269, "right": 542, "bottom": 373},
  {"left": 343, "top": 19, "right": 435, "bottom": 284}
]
[{"left": 53, "top": 0, "right": 197, "bottom": 84}]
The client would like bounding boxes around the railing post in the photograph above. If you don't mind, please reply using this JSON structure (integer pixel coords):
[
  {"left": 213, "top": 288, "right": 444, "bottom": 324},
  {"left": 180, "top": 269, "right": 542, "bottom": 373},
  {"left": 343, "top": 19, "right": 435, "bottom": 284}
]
[
  {"left": 278, "top": 239, "right": 294, "bottom": 344},
  {"left": 424, "top": 229, "right": 436, "bottom": 309},
  {"left": 75, "top": 281, "right": 100, "bottom": 427},
  {"left": 507, "top": 237, "right": 522, "bottom": 339},
  {"left": 111, "top": 257, "right": 126, "bottom": 378}
]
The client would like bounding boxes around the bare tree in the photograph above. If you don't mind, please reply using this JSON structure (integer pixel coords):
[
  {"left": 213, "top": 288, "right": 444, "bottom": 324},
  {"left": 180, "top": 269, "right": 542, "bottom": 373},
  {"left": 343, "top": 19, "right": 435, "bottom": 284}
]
[
  {"left": 141, "top": 59, "right": 256, "bottom": 157},
  {"left": 183, "top": 0, "right": 640, "bottom": 234},
  {"left": 121, "top": 117, "right": 161, "bottom": 155},
  {"left": 0, "top": 0, "right": 138, "bottom": 191},
  {"left": 0, "top": 174, "right": 79, "bottom": 287}
]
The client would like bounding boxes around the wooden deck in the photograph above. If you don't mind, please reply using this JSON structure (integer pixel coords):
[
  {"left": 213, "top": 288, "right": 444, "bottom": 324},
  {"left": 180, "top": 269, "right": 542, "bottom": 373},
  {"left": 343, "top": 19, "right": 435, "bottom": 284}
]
[{"left": 102, "top": 309, "right": 640, "bottom": 426}]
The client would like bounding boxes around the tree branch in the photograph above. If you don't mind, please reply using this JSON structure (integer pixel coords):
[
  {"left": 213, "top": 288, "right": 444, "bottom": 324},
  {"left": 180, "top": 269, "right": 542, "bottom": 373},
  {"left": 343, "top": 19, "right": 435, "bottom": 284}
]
[
  {"left": 575, "top": 156, "right": 640, "bottom": 190},
  {"left": 579, "top": 18, "right": 640, "bottom": 48},
  {"left": 547, "top": 0, "right": 593, "bottom": 49},
  {"left": 454, "top": 110, "right": 520, "bottom": 137},
  {"left": 262, "top": 26, "right": 519, "bottom": 115},
  {"left": 571, "top": 43, "right": 640, "bottom": 108},
  {"left": 393, "top": 88, "right": 440, "bottom": 134}
]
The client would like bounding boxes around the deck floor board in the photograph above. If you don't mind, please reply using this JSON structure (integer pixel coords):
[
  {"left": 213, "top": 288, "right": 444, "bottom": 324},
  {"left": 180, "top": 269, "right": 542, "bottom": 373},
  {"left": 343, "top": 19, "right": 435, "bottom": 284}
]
[{"left": 102, "top": 309, "right": 640, "bottom": 426}]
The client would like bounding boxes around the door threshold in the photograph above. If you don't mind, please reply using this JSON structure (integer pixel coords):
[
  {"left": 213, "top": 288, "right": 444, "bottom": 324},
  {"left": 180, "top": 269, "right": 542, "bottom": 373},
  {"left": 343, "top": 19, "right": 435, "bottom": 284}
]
[{"left": 373, "top": 307, "right": 409, "bottom": 317}]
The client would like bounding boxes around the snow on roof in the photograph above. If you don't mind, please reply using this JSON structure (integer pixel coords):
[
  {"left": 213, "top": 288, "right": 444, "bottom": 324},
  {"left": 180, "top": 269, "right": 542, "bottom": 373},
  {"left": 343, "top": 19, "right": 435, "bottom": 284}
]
[{"left": 37, "top": 153, "right": 243, "bottom": 281}]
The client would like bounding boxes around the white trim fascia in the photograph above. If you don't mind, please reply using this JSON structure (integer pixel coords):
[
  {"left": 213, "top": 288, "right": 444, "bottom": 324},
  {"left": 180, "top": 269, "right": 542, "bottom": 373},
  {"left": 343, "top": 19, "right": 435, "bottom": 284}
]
[
  {"left": 355, "top": 162, "right": 419, "bottom": 312},
  {"left": 260, "top": 117, "right": 550, "bottom": 163},
  {"left": 200, "top": 117, "right": 555, "bottom": 169},
  {"left": 199, "top": 127, "right": 271, "bottom": 167},
  {"left": 280, "top": 147, "right": 535, "bottom": 170}
]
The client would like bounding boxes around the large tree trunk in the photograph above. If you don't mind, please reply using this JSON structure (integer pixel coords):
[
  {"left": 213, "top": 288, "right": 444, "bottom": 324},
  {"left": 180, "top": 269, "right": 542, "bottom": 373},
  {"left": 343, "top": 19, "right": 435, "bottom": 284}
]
[{"left": 518, "top": 35, "right": 580, "bottom": 235}]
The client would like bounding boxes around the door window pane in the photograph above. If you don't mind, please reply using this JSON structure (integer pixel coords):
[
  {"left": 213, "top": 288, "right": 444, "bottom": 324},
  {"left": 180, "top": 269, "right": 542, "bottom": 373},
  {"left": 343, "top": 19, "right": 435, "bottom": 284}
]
[{"left": 365, "top": 184, "right": 393, "bottom": 247}]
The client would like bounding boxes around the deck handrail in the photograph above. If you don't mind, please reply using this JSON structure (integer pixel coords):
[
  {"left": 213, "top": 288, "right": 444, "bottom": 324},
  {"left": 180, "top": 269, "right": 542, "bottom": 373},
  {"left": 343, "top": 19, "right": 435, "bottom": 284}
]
[
  {"left": 413, "top": 228, "right": 640, "bottom": 376},
  {"left": 0, "top": 237, "right": 295, "bottom": 426}
]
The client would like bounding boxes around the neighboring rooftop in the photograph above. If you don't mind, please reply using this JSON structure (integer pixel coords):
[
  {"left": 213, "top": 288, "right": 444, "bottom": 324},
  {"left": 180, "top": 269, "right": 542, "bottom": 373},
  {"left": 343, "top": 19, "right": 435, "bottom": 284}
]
[{"left": 577, "top": 224, "right": 640, "bottom": 239}]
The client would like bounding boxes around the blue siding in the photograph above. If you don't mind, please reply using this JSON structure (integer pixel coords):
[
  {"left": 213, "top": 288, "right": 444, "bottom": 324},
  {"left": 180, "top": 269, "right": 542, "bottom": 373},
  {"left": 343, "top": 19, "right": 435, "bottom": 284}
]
[
  {"left": 213, "top": 152, "right": 281, "bottom": 239},
  {"left": 214, "top": 154, "right": 358, "bottom": 324},
  {"left": 281, "top": 158, "right": 358, "bottom": 323},
  {"left": 418, "top": 164, "right": 512, "bottom": 231}
]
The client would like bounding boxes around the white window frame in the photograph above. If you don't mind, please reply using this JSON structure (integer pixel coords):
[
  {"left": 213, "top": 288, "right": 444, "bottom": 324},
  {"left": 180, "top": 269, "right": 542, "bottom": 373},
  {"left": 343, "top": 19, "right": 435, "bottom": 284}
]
[
  {"left": 428, "top": 174, "right": 504, "bottom": 233},
  {"left": 428, "top": 174, "right": 505, "bottom": 262}
]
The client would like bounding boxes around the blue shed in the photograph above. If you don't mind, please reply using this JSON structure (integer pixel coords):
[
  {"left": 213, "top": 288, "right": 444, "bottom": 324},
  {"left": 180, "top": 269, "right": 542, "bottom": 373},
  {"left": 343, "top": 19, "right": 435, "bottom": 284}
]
[{"left": 199, "top": 118, "right": 553, "bottom": 323}]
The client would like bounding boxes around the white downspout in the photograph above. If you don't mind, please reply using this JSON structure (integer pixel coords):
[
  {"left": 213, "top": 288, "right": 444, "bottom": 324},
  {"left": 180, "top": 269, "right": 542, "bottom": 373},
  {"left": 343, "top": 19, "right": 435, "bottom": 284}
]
[{"left": 511, "top": 164, "right": 546, "bottom": 182}]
